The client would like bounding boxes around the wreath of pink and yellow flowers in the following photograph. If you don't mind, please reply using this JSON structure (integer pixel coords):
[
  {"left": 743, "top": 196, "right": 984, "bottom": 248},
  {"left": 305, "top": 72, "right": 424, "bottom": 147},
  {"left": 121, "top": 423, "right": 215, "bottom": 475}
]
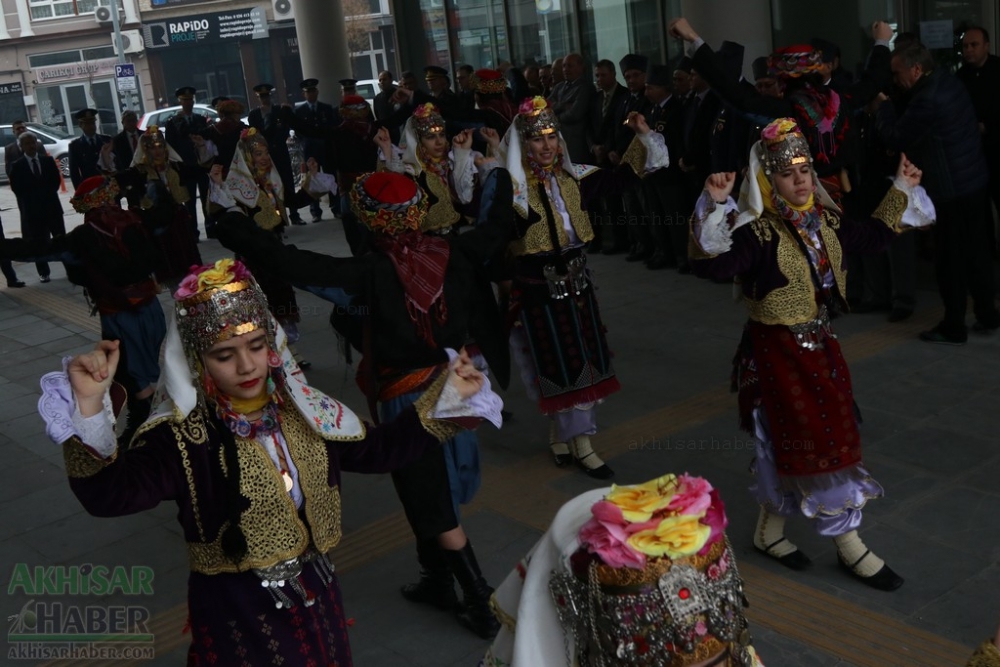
[{"left": 579, "top": 474, "right": 728, "bottom": 570}]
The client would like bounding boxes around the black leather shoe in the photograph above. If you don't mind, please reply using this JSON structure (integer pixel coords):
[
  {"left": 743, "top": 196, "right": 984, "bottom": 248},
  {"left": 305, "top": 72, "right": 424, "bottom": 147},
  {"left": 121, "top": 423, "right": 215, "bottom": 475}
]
[
  {"left": 887, "top": 307, "right": 913, "bottom": 323},
  {"left": 574, "top": 451, "right": 614, "bottom": 479},
  {"left": 39, "top": 275, "right": 51, "bottom": 283},
  {"left": 919, "top": 327, "right": 966, "bottom": 346},
  {"left": 838, "top": 552, "right": 904, "bottom": 591},
  {"left": 291, "top": 218, "right": 307, "bottom": 226},
  {"left": 6, "top": 280, "right": 25, "bottom": 288},
  {"left": 401, "top": 539, "right": 458, "bottom": 610},
  {"left": 550, "top": 442, "right": 572, "bottom": 468},
  {"left": 754, "top": 539, "right": 812, "bottom": 571}
]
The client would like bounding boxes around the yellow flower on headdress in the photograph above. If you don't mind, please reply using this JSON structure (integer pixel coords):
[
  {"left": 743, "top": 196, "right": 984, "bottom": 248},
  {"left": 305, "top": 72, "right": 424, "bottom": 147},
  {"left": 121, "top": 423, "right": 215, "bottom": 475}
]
[
  {"left": 532, "top": 96, "right": 546, "bottom": 110},
  {"left": 605, "top": 474, "right": 678, "bottom": 523},
  {"left": 147, "top": 125, "right": 159, "bottom": 135},
  {"left": 414, "top": 103, "right": 438, "bottom": 119},
  {"left": 761, "top": 117, "right": 800, "bottom": 142},
  {"left": 197, "top": 258, "right": 238, "bottom": 291},
  {"left": 627, "top": 513, "right": 712, "bottom": 558}
]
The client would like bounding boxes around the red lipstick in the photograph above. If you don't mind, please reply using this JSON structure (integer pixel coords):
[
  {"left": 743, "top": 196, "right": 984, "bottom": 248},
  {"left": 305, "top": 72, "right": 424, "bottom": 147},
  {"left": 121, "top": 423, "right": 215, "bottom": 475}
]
[{"left": 239, "top": 378, "right": 261, "bottom": 389}]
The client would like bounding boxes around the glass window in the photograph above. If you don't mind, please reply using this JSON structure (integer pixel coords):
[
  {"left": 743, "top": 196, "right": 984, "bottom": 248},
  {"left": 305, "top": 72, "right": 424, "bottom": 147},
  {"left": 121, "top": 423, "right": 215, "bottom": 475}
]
[
  {"left": 29, "top": 0, "right": 119, "bottom": 20},
  {"left": 451, "top": 0, "right": 509, "bottom": 69},
  {"left": 82, "top": 46, "right": 116, "bottom": 61},
  {"left": 27, "top": 50, "right": 81, "bottom": 68},
  {"left": 578, "top": 0, "right": 680, "bottom": 75},
  {"left": 507, "top": 0, "right": 577, "bottom": 65},
  {"left": 417, "top": 0, "right": 453, "bottom": 67}
]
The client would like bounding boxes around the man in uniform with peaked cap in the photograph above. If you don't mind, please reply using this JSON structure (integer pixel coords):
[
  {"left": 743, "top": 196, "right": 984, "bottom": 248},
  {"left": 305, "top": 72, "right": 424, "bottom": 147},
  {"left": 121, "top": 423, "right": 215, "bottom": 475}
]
[
  {"left": 165, "top": 86, "right": 211, "bottom": 239},
  {"left": 294, "top": 78, "right": 339, "bottom": 222}
]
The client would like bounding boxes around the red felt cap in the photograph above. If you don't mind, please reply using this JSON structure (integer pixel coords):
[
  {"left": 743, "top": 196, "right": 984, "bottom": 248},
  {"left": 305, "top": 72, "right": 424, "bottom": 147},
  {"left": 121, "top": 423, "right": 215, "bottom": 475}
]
[
  {"left": 475, "top": 68, "right": 502, "bottom": 81},
  {"left": 362, "top": 171, "right": 418, "bottom": 205},
  {"left": 341, "top": 94, "right": 367, "bottom": 106},
  {"left": 75, "top": 175, "right": 108, "bottom": 198}
]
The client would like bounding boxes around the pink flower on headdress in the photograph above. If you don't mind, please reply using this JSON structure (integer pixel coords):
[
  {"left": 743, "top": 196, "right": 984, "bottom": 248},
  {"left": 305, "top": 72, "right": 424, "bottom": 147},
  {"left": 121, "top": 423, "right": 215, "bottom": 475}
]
[
  {"left": 761, "top": 118, "right": 800, "bottom": 141},
  {"left": 413, "top": 103, "right": 439, "bottom": 119},
  {"left": 240, "top": 127, "right": 259, "bottom": 141},
  {"left": 666, "top": 474, "right": 713, "bottom": 516},
  {"left": 173, "top": 259, "right": 252, "bottom": 299},
  {"left": 697, "top": 488, "right": 729, "bottom": 556},
  {"left": 579, "top": 500, "right": 647, "bottom": 570},
  {"left": 519, "top": 96, "right": 548, "bottom": 115}
]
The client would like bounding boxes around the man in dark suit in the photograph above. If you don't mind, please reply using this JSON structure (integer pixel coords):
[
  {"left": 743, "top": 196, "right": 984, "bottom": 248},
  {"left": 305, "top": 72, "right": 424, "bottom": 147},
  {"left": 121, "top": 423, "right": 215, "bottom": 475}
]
[
  {"left": 4, "top": 120, "right": 47, "bottom": 180},
  {"left": 613, "top": 54, "right": 653, "bottom": 262},
  {"left": 248, "top": 83, "right": 303, "bottom": 225},
  {"left": 589, "top": 59, "right": 629, "bottom": 254},
  {"left": 165, "top": 86, "right": 210, "bottom": 240},
  {"left": 67, "top": 108, "right": 111, "bottom": 189},
  {"left": 293, "top": 78, "right": 339, "bottom": 222},
  {"left": 111, "top": 110, "right": 141, "bottom": 172},
  {"left": 419, "top": 66, "right": 464, "bottom": 117},
  {"left": 642, "top": 65, "right": 688, "bottom": 271},
  {"left": 547, "top": 53, "right": 595, "bottom": 165},
  {"left": 9, "top": 132, "right": 65, "bottom": 282},
  {"left": 373, "top": 70, "right": 401, "bottom": 144}
]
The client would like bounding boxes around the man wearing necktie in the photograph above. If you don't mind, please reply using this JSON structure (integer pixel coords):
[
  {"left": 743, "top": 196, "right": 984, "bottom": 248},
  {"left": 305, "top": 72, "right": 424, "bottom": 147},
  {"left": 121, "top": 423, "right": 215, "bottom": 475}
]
[
  {"left": 293, "top": 78, "right": 338, "bottom": 222},
  {"left": 110, "top": 110, "right": 143, "bottom": 207},
  {"left": 67, "top": 108, "right": 111, "bottom": 188},
  {"left": 9, "top": 132, "right": 65, "bottom": 283},
  {"left": 166, "top": 86, "right": 211, "bottom": 240}
]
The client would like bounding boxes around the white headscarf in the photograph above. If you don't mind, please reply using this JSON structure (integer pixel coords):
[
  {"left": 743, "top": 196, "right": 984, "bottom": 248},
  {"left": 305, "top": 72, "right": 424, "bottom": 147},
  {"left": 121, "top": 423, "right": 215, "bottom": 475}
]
[
  {"left": 144, "top": 311, "right": 364, "bottom": 439},
  {"left": 129, "top": 133, "right": 183, "bottom": 168},
  {"left": 221, "top": 134, "right": 284, "bottom": 209}
]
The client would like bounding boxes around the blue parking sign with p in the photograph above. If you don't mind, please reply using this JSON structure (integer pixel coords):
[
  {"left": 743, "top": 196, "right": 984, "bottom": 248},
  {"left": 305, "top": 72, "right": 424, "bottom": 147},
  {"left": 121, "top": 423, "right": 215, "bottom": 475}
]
[{"left": 115, "top": 64, "right": 135, "bottom": 78}]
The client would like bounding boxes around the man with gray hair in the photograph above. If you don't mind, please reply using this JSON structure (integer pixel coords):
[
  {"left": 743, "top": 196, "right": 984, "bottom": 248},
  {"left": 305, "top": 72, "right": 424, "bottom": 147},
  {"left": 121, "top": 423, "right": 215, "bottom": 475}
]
[
  {"left": 9, "top": 132, "right": 65, "bottom": 283},
  {"left": 876, "top": 42, "right": 1000, "bottom": 344}
]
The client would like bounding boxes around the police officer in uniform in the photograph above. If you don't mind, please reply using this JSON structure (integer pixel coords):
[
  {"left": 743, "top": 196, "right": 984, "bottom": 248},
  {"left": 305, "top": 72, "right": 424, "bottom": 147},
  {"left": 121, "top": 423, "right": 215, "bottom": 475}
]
[
  {"left": 293, "top": 78, "right": 338, "bottom": 222},
  {"left": 68, "top": 109, "right": 111, "bottom": 188},
  {"left": 165, "top": 86, "right": 211, "bottom": 240}
]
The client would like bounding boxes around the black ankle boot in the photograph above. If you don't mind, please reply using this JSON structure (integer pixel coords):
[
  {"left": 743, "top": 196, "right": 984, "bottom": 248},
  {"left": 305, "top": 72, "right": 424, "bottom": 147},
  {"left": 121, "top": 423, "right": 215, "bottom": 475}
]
[
  {"left": 400, "top": 539, "right": 458, "bottom": 610},
  {"left": 443, "top": 541, "right": 500, "bottom": 639}
]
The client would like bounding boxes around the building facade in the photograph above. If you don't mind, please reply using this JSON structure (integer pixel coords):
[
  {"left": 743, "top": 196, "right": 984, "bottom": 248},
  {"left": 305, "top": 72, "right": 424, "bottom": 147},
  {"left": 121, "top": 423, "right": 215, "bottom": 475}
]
[
  {"left": 391, "top": 0, "right": 998, "bottom": 83},
  {"left": 0, "top": 0, "right": 147, "bottom": 133}
]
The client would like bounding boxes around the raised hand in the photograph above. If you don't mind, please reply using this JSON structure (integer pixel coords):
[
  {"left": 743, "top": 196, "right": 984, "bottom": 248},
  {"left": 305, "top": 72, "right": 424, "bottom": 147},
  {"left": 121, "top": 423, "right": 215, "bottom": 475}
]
[
  {"left": 872, "top": 20, "right": 893, "bottom": 41},
  {"left": 447, "top": 348, "right": 485, "bottom": 399},
  {"left": 668, "top": 18, "right": 700, "bottom": 42},
  {"left": 626, "top": 111, "right": 650, "bottom": 135},
  {"left": 479, "top": 127, "right": 500, "bottom": 151},
  {"left": 895, "top": 153, "right": 922, "bottom": 188},
  {"left": 68, "top": 340, "right": 120, "bottom": 416},
  {"left": 375, "top": 127, "right": 392, "bottom": 149},
  {"left": 705, "top": 172, "right": 737, "bottom": 203},
  {"left": 452, "top": 129, "right": 474, "bottom": 150}
]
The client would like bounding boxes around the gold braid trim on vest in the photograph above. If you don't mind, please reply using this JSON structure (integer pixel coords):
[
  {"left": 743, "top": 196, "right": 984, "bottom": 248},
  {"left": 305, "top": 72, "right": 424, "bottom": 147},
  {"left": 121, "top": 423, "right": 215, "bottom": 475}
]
[
  {"left": 137, "top": 163, "right": 190, "bottom": 209},
  {"left": 870, "top": 186, "right": 908, "bottom": 233},
  {"left": 420, "top": 171, "right": 463, "bottom": 232},
  {"left": 966, "top": 641, "right": 1000, "bottom": 667},
  {"left": 186, "top": 404, "right": 343, "bottom": 574},
  {"left": 510, "top": 169, "right": 594, "bottom": 256},
  {"left": 743, "top": 213, "right": 845, "bottom": 326}
]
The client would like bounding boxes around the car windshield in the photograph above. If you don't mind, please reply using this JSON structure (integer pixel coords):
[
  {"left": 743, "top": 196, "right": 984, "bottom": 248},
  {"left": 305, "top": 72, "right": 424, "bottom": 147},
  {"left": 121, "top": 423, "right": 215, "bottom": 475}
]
[{"left": 26, "top": 122, "right": 73, "bottom": 139}]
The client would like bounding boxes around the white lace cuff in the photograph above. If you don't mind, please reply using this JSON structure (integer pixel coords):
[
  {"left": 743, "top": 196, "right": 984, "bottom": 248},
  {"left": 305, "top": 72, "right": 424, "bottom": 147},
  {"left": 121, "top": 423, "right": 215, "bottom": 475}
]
[
  {"left": 209, "top": 180, "right": 239, "bottom": 210},
  {"left": 637, "top": 130, "right": 670, "bottom": 172},
  {"left": 198, "top": 140, "right": 219, "bottom": 165},
  {"left": 452, "top": 147, "right": 478, "bottom": 205},
  {"left": 431, "top": 349, "right": 504, "bottom": 429},
  {"left": 38, "top": 357, "right": 117, "bottom": 456},
  {"left": 379, "top": 146, "right": 406, "bottom": 174},
  {"left": 307, "top": 171, "right": 338, "bottom": 195},
  {"left": 691, "top": 190, "right": 739, "bottom": 255},
  {"left": 891, "top": 180, "right": 936, "bottom": 229}
]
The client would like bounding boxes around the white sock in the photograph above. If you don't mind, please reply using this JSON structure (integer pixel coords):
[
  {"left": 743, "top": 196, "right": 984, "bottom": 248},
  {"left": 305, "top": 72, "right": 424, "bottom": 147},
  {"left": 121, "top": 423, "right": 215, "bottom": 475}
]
[
  {"left": 754, "top": 508, "right": 799, "bottom": 557},
  {"left": 549, "top": 422, "right": 569, "bottom": 456},
  {"left": 834, "top": 530, "right": 885, "bottom": 577},
  {"left": 571, "top": 435, "right": 606, "bottom": 470}
]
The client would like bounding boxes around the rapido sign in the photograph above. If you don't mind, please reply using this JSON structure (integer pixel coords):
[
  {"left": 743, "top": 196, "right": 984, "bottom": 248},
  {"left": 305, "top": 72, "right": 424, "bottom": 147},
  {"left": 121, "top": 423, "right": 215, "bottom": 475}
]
[{"left": 143, "top": 7, "right": 268, "bottom": 49}]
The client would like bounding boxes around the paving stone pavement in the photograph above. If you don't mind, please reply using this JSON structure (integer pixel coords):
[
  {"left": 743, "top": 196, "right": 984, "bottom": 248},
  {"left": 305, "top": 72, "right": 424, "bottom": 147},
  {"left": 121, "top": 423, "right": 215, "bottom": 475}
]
[{"left": 1, "top": 202, "right": 998, "bottom": 666}]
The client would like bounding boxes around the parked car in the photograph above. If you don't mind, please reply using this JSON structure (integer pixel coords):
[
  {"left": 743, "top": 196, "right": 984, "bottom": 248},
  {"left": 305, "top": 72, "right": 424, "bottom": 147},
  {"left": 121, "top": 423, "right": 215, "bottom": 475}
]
[
  {"left": 0, "top": 122, "right": 74, "bottom": 183},
  {"left": 138, "top": 104, "right": 218, "bottom": 131},
  {"left": 354, "top": 79, "right": 379, "bottom": 107}
]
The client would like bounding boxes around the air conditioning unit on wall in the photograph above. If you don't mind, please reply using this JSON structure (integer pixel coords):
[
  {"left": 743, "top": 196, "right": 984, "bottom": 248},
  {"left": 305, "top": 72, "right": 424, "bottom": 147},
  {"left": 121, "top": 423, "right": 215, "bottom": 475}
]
[
  {"left": 94, "top": 5, "right": 114, "bottom": 23},
  {"left": 272, "top": 0, "right": 294, "bottom": 21},
  {"left": 121, "top": 29, "right": 144, "bottom": 54}
]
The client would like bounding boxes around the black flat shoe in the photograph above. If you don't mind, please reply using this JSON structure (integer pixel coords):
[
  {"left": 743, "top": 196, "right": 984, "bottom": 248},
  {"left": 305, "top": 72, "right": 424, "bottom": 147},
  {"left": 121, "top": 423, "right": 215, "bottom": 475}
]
[
  {"left": 574, "top": 451, "right": 614, "bottom": 479},
  {"left": 6, "top": 280, "right": 25, "bottom": 288},
  {"left": 838, "top": 551, "right": 904, "bottom": 591},
  {"left": 550, "top": 442, "right": 572, "bottom": 467},
  {"left": 919, "top": 328, "right": 966, "bottom": 346},
  {"left": 754, "top": 538, "right": 812, "bottom": 571}
]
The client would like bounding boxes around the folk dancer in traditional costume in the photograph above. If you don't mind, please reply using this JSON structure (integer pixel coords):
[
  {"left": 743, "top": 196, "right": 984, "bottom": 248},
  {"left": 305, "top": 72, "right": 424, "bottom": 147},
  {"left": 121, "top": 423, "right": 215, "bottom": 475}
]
[
  {"left": 215, "top": 170, "right": 514, "bottom": 639},
  {"left": 480, "top": 96, "right": 669, "bottom": 479},
  {"left": 98, "top": 126, "right": 203, "bottom": 283},
  {"left": 39, "top": 259, "right": 502, "bottom": 666},
  {"left": 483, "top": 474, "right": 766, "bottom": 666},
  {"left": 688, "top": 118, "right": 935, "bottom": 591},
  {"left": 206, "top": 127, "right": 337, "bottom": 369}
]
